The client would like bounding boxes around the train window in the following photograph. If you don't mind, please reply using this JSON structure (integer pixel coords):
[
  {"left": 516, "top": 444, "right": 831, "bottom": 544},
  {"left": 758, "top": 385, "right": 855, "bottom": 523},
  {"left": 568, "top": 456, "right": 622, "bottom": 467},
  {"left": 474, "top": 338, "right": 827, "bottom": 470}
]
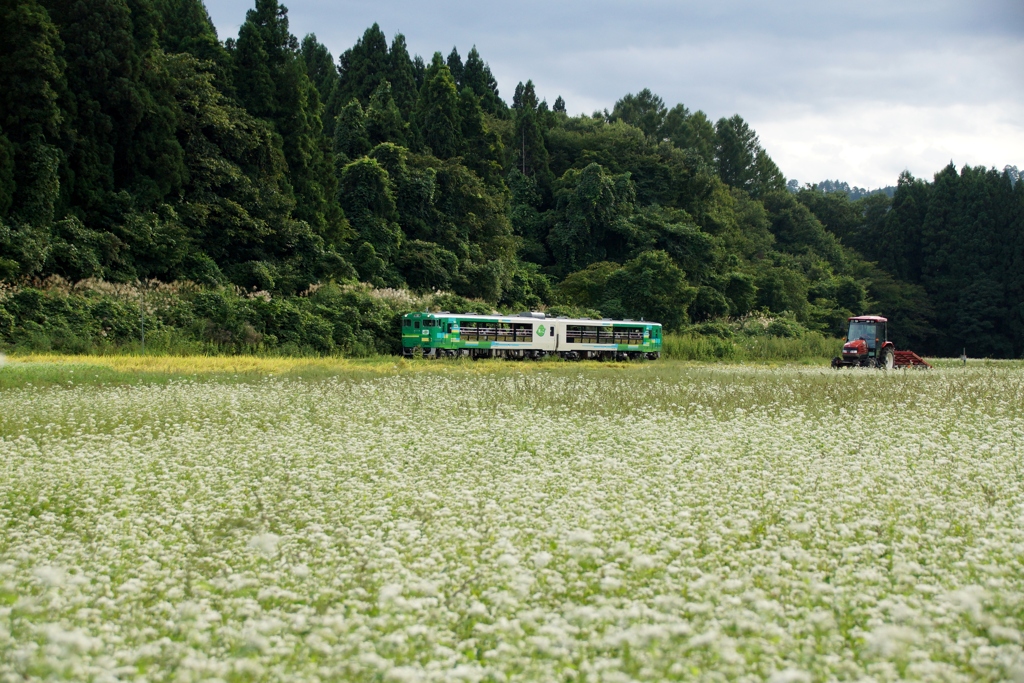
[
  {"left": 414, "top": 321, "right": 420, "bottom": 329},
  {"left": 425, "top": 320, "right": 435, "bottom": 327},
  {"left": 447, "top": 323, "right": 454, "bottom": 332}
]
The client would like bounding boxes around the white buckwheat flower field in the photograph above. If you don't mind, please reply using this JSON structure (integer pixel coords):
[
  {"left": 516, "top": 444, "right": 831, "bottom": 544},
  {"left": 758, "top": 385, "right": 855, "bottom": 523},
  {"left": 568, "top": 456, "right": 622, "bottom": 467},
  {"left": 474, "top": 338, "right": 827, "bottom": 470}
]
[{"left": 1, "top": 363, "right": 1023, "bottom": 681}]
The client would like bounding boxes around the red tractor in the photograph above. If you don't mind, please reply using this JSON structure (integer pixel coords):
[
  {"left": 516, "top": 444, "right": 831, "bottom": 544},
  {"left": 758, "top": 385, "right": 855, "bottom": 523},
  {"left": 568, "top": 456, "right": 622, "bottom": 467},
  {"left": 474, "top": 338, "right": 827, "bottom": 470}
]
[{"left": 831, "top": 315, "right": 931, "bottom": 369}]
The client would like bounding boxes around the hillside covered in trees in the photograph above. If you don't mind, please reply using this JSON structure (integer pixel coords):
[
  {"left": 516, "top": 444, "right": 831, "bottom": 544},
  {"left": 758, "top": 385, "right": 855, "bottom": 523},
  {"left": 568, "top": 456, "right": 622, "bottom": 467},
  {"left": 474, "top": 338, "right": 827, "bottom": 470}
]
[{"left": 1, "top": 0, "right": 1022, "bottom": 356}]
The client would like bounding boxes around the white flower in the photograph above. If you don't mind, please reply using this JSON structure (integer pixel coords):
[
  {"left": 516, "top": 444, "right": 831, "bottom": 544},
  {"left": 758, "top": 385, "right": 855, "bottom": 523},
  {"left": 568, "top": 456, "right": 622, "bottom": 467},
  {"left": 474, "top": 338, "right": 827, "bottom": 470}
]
[
  {"left": 33, "top": 565, "right": 66, "bottom": 587},
  {"left": 248, "top": 532, "right": 281, "bottom": 556}
]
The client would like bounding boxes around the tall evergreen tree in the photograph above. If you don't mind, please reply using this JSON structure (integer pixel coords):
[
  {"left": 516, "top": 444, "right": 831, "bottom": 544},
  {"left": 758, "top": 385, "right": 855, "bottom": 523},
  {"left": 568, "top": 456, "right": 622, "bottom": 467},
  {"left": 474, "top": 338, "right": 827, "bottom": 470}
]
[
  {"left": 42, "top": 0, "right": 141, "bottom": 216},
  {"left": 301, "top": 33, "right": 338, "bottom": 121},
  {"left": 163, "top": 52, "right": 352, "bottom": 289},
  {"left": 462, "top": 46, "right": 502, "bottom": 116},
  {"left": 458, "top": 86, "right": 501, "bottom": 185},
  {"left": 412, "top": 55, "right": 426, "bottom": 90},
  {"left": 751, "top": 149, "right": 786, "bottom": 198},
  {"left": 387, "top": 33, "right": 418, "bottom": 120},
  {"left": 877, "top": 171, "right": 930, "bottom": 281},
  {"left": 0, "top": 0, "right": 66, "bottom": 277},
  {"left": 511, "top": 81, "right": 552, "bottom": 191},
  {"left": 413, "top": 61, "right": 461, "bottom": 159},
  {"left": 714, "top": 114, "right": 759, "bottom": 190},
  {"left": 512, "top": 80, "right": 538, "bottom": 112},
  {"left": 233, "top": 0, "right": 344, "bottom": 248},
  {"left": 446, "top": 47, "right": 464, "bottom": 88},
  {"left": 232, "top": 17, "right": 275, "bottom": 118},
  {"left": 153, "top": 0, "right": 231, "bottom": 91},
  {"left": 0, "top": 129, "right": 14, "bottom": 220},
  {"left": 0, "top": 0, "right": 64, "bottom": 184},
  {"left": 335, "top": 23, "right": 388, "bottom": 108}
]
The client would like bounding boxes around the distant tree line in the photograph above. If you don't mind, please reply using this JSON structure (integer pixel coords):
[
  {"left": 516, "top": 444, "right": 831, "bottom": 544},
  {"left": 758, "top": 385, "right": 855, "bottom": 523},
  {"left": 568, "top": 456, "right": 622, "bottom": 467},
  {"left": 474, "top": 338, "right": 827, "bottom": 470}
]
[
  {"left": 793, "top": 180, "right": 896, "bottom": 202},
  {"left": 0, "top": 0, "right": 1021, "bottom": 356}
]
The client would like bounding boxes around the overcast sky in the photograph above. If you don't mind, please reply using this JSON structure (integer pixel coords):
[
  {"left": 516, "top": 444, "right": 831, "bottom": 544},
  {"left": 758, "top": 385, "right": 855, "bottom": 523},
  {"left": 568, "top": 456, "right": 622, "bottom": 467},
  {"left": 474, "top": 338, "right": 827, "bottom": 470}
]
[{"left": 207, "top": 0, "right": 1024, "bottom": 189}]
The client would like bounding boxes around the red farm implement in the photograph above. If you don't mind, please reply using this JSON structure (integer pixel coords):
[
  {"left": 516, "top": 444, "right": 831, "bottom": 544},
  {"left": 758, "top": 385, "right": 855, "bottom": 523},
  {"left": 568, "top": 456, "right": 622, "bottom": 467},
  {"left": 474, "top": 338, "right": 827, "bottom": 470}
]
[{"left": 831, "top": 315, "right": 932, "bottom": 370}]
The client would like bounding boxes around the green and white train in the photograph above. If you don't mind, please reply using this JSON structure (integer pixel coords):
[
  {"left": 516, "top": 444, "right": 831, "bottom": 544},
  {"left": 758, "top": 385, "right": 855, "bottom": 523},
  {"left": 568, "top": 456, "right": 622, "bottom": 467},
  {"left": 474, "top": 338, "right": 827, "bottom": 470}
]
[{"left": 401, "top": 311, "right": 662, "bottom": 360}]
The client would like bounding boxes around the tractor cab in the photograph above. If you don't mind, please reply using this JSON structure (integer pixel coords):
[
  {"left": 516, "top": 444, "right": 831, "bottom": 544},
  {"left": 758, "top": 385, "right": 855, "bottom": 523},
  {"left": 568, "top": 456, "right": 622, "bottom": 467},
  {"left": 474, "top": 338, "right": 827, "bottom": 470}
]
[{"left": 837, "top": 315, "right": 895, "bottom": 368}]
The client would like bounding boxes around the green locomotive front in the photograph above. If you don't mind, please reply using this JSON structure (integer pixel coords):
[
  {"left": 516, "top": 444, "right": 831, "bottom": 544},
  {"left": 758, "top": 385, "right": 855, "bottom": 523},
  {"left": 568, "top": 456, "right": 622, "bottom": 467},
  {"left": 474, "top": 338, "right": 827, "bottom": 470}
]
[{"left": 401, "top": 312, "right": 661, "bottom": 360}]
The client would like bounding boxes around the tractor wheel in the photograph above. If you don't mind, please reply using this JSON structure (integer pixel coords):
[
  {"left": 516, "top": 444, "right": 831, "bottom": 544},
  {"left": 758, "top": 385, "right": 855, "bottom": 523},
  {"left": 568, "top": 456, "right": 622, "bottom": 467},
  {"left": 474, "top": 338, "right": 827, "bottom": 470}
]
[
  {"left": 880, "top": 349, "right": 895, "bottom": 370},
  {"left": 831, "top": 357, "right": 842, "bottom": 369}
]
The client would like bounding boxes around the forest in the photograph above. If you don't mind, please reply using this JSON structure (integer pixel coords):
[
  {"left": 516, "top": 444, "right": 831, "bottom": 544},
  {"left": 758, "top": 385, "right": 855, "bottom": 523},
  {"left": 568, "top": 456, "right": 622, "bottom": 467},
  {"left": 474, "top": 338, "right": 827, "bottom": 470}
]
[{"left": 1, "top": 0, "right": 1022, "bottom": 357}]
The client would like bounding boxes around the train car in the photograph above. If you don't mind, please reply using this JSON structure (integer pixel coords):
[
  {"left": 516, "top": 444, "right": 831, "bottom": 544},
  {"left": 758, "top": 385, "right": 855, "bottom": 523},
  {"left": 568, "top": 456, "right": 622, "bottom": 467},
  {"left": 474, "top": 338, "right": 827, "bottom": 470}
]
[{"left": 401, "top": 311, "right": 662, "bottom": 360}]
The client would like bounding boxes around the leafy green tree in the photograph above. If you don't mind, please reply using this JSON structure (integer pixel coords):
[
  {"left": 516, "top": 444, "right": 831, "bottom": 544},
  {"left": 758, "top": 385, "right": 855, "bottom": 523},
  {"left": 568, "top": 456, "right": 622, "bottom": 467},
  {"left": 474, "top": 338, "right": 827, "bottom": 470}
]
[
  {"left": 333, "top": 98, "right": 370, "bottom": 163},
  {"left": 507, "top": 168, "right": 549, "bottom": 265},
  {"left": 605, "top": 250, "right": 696, "bottom": 329},
  {"left": 690, "top": 285, "right": 729, "bottom": 321},
  {"left": 548, "top": 163, "right": 635, "bottom": 274},
  {"left": 723, "top": 272, "right": 756, "bottom": 316},
  {"left": 754, "top": 262, "right": 809, "bottom": 319},
  {"left": 628, "top": 206, "right": 719, "bottom": 283},
  {"left": 368, "top": 142, "right": 434, "bottom": 242},
  {"left": 397, "top": 239, "right": 459, "bottom": 291},
  {"left": 661, "top": 105, "right": 715, "bottom": 161},
  {"left": 557, "top": 261, "right": 621, "bottom": 308},
  {"left": 609, "top": 89, "right": 666, "bottom": 138},
  {"left": 761, "top": 191, "right": 843, "bottom": 266},
  {"left": 338, "top": 157, "right": 402, "bottom": 273},
  {"left": 430, "top": 157, "right": 516, "bottom": 299},
  {"left": 365, "top": 80, "right": 407, "bottom": 147}
]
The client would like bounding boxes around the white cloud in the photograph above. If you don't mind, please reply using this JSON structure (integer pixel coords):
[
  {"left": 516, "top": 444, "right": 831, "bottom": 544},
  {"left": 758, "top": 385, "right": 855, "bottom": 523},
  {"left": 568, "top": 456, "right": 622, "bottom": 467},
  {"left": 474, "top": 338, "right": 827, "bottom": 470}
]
[
  {"left": 759, "top": 102, "right": 1024, "bottom": 188},
  {"left": 206, "top": 0, "right": 1024, "bottom": 187}
]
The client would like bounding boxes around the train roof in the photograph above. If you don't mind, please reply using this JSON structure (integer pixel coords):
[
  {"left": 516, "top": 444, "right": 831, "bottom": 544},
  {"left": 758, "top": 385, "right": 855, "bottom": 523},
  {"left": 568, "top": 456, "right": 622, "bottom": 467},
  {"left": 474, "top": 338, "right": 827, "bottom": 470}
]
[
  {"left": 403, "top": 311, "right": 661, "bottom": 326},
  {"left": 848, "top": 315, "right": 888, "bottom": 323}
]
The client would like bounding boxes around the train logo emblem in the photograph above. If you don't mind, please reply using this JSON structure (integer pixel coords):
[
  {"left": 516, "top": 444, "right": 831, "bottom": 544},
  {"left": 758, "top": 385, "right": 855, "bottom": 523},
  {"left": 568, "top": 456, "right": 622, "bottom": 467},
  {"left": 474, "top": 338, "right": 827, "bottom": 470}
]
[{"left": 536, "top": 324, "right": 546, "bottom": 337}]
